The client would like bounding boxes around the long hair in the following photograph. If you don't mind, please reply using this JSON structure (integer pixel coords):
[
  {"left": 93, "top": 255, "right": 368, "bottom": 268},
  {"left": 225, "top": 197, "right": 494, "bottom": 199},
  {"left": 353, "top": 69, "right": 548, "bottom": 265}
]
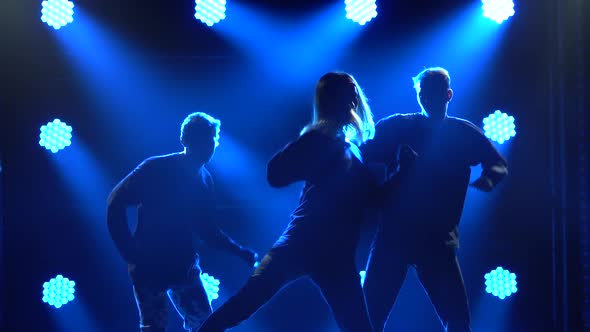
[{"left": 301, "top": 72, "right": 375, "bottom": 145}]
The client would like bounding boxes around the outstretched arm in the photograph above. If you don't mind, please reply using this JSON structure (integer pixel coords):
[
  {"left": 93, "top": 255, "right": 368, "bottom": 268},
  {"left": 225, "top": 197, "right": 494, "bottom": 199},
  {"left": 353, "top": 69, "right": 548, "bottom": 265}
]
[
  {"left": 198, "top": 217, "right": 258, "bottom": 267},
  {"left": 196, "top": 172, "right": 258, "bottom": 267},
  {"left": 106, "top": 160, "right": 151, "bottom": 263}
]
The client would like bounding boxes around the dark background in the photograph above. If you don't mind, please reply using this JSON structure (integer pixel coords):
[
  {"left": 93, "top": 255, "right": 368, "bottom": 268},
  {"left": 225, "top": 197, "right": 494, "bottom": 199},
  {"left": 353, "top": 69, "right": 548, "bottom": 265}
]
[{"left": 1, "top": 0, "right": 588, "bottom": 331}]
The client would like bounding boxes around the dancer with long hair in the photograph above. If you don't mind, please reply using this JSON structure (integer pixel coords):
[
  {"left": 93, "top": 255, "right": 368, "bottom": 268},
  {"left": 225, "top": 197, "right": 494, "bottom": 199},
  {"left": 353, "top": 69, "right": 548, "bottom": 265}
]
[{"left": 197, "top": 72, "right": 377, "bottom": 332}]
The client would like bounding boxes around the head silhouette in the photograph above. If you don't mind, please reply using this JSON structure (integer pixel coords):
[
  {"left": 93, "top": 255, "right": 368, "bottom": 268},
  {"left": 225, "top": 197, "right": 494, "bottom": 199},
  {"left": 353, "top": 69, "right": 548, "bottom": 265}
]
[
  {"left": 180, "top": 112, "right": 220, "bottom": 165},
  {"left": 304, "top": 71, "right": 375, "bottom": 145},
  {"left": 412, "top": 67, "right": 453, "bottom": 121}
]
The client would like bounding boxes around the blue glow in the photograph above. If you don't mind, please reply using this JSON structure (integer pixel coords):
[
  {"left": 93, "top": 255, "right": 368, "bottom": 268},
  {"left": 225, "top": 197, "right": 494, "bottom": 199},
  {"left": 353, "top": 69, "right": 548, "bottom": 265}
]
[
  {"left": 345, "top": 0, "right": 378, "bottom": 25},
  {"left": 42, "top": 275, "right": 76, "bottom": 308},
  {"left": 483, "top": 110, "right": 516, "bottom": 144},
  {"left": 484, "top": 267, "right": 517, "bottom": 300},
  {"left": 359, "top": 270, "right": 366, "bottom": 286},
  {"left": 212, "top": 2, "right": 360, "bottom": 84},
  {"left": 41, "top": 0, "right": 74, "bottom": 29},
  {"left": 200, "top": 272, "right": 220, "bottom": 302},
  {"left": 39, "top": 119, "right": 73, "bottom": 153},
  {"left": 482, "top": 0, "right": 515, "bottom": 24},
  {"left": 194, "top": 0, "right": 227, "bottom": 27}
]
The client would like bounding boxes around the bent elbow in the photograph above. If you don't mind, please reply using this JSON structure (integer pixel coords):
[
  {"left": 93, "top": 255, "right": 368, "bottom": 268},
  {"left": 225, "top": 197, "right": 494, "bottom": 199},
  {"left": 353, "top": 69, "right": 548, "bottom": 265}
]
[
  {"left": 106, "top": 192, "right": 128, "bottom": 220},
  {"left": 267, "top": 168, "right": 286, "bottom": 188},
  {"left": 483, "top": 163, "right": 509, "bottom": 188},
  {"left": 267, "top": 159, "right": 292, "bottom": 188},
  {"left": 492, "top": 164, "right": 509, "bottom": 177},
  {"left": 106, "top": 192, "right": 121, "bottom": 210}
]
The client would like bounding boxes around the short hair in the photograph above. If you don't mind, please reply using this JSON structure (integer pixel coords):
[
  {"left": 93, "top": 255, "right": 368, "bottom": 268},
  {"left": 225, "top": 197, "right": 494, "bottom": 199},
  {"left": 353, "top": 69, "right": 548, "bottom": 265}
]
[
  {"left": 180, "top": 112, "right": 221, "bottom": 147},
  {"left": 412, "top": 67, "right": 451, "bottom": 93}
]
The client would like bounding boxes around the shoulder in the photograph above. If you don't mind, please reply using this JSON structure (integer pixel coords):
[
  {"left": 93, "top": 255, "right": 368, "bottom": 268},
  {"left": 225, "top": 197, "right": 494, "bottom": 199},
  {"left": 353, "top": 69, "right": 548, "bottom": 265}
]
[
  {"left": 296, "top": 129, "right": 334, "bottom": 148},
  {"left": 298, "top": 129, "right": 323, "bottom": 141},
  {"left": 135, "top": 152, "right": 183, "bottom": 174},
  {"left": 376, "top": 112, "right": 422, "bottom": 127},
  {"left": 145, "top": 152, "right": 183, "bottom": 165},
  {"left": 135, "top": 156, "right": 158, "bottom": 171},
  {"left": 448, "top": 116, "right": 484, "bottom": 134}
]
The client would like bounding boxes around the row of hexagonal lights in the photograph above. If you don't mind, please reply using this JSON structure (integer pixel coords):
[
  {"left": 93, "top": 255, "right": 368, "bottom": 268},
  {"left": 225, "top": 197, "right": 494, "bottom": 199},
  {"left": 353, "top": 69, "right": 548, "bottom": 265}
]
[
  {"left": 44, "top": 267, "right": 515, "bottom": 309},
  {"left": 39, "top": 111, "right": 515, "bottom": 154},
  {"left": 42, "top": 273, "right": 221, "bottom": 309},
  {"left": 40, "top": 0, "right": 515, "bottom": 30}
]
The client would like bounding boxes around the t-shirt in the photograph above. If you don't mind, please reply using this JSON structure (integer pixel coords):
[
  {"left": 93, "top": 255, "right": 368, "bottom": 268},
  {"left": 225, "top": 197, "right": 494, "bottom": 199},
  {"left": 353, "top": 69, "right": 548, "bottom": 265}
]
[
  {"left": 267, "top": 130, "right": 378, "bottom": 257},
  {"left": 362, "top": 113, "right": 508, "bottom": 248},
  {"left": 107, "top": 152, "right": 241, "bottom": 285}
]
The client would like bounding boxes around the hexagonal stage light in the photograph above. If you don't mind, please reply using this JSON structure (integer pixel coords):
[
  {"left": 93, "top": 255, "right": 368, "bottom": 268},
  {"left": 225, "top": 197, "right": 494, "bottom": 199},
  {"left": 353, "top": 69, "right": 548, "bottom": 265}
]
[
  {"left": 484, "top": 267, "right": 518, "bottom": 300},
  {"left": 482, "top": 0, "right": 515, "bottom": 24},
  {"left": 483, "top": 110, "right": 516, "bottom": 144},
  {"left": 194, "top": 0, "right": 226, "bottom": 27},
  {"left": 200, "top": 272, "right": 220, "bottom": 303},
  {"left": 42, "top": 275, "right": 76, "bottom": 308},
  {"left": 41, "top": 0, "right": 75, "bottom": 30},
  {"left": 39, "top": 119, "right": 73, "bottom": 153},
  {"left": 345, "top": 0, "right": 378, "bottom": 26}
]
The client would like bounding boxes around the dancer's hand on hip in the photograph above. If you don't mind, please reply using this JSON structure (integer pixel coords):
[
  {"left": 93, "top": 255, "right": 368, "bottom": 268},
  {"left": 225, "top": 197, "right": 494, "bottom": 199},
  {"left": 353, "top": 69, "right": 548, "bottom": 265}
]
[{"left": 470, "top": 176, "right": 494, "bottom": 192}]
